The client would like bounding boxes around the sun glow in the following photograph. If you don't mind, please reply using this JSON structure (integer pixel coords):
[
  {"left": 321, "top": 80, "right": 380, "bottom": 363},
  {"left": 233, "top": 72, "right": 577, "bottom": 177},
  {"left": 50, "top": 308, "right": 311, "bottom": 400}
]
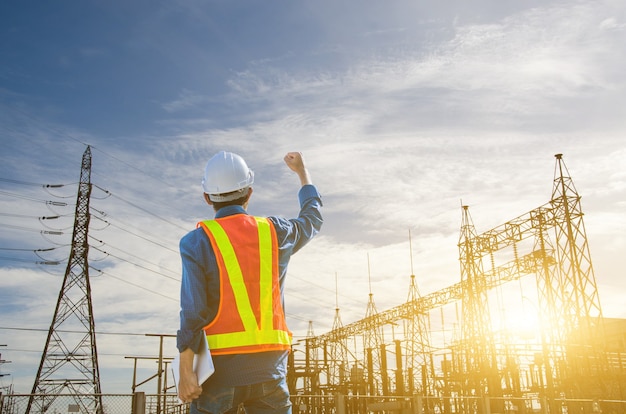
[
  {"left": 501, "top": 305, "right": 541, "bottom": 340},
  {"left": 491, "top": 288, "right": 543, "bottom": 342}
]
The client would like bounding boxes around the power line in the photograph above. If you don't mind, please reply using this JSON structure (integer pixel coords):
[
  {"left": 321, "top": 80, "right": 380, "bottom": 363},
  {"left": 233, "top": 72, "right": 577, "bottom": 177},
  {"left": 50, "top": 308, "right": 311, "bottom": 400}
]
[
  {"left": 0, "top": 256, "right": 59, "bottom": 265},
  {"left": 90, "top": 214, "right": 178, "bottom": 254},
  {"left": 0, "top": 190, "right": 67, "bottom": 206},
  {"left": 0, "top": 326, "right": 147, "bottom": 336},
  {"left": 289, "top": 271, "right": 364, "bottom": 307},
  {"left": 0, "top": 177, "right": 75, "bottom": 191},
  {"left": 90, "top": 244, "right": 179, "bottom": 282},
  {"left": 0, "top": 223, "right": 65, "bottom": 234},
  {"left": 89, "top": 147, "right": 178, "bottom": 190},
  {"left": 92, "top": 184, "right": 187, "bottom": 231},
  {"left": 0, "top": 247, "right": 59, "bottom": 252},
  {"left": 1, "top": 104, "right": 179, "bottom": 194},
  {"left": 0, "top": 212, "right": 63, "bottom": 220},
  {"left": 1, "top": 176, "right": 181, "bottom": 291},
  {"left": 90, "top": 266, "right": 179, "bottom": 302}
]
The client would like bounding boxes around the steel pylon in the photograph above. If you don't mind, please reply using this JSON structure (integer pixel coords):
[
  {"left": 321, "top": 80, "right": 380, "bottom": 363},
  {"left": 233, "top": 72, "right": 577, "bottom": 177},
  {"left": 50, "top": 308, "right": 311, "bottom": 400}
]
[{"left": 27, "top": 146, "right": 103, "bottom": 414}]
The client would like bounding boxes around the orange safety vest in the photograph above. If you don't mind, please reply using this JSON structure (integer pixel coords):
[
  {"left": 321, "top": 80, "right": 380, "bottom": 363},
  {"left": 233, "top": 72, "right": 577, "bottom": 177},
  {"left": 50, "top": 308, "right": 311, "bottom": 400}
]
[{"left": 197, "top": 215, "right": 292, "bottom": 355}]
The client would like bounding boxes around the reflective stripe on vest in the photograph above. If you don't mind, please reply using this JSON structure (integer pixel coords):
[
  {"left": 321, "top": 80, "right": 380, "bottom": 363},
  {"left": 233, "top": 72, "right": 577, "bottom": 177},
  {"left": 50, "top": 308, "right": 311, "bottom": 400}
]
[{"left": 199, "top": 216, "right": 291, "bottom": 354}]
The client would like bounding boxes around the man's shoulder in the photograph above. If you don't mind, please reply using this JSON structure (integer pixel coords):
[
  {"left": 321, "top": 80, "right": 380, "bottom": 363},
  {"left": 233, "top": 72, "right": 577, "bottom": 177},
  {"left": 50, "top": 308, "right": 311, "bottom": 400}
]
[
  {"left": 266, "top": 215, "right": 285, "bottom": 228},
  {"left": 180, "top": 226, "right": 209, "bottom": 247}
]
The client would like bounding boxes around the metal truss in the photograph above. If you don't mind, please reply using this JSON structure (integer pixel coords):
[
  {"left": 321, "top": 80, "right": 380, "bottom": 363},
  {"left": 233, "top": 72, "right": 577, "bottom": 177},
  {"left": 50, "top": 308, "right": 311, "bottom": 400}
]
[{"left": 27, "top": 147, "right": 103, "bottom": 414}]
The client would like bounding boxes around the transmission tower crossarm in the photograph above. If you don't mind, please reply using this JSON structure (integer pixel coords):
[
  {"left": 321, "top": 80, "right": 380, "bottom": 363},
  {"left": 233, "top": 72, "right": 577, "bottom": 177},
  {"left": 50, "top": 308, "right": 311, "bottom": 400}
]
[{"left": 308, "top": 209, "right": 556, "bottom": 349}]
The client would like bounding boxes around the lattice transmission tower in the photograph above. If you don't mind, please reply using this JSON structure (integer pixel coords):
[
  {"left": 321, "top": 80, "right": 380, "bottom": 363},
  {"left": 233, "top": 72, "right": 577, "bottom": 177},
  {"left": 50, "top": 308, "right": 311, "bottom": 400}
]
[
  {"left": 363, "top": 254, "right": 384, "bottom": 396},
  {"left": 403, "top": 230, "right": 434, "bottom": 397},
  {"left": 548, "top": 153, "right": 606, "bottom": 397},
  {"left": 458, "top": 205, "right": 500, "bottom": 401},
  {"left": 327, "top": 273, "right": 349, "bottom": 392},
  {"left": 27, "top": 146, "right": 103, "bottom": 414}
]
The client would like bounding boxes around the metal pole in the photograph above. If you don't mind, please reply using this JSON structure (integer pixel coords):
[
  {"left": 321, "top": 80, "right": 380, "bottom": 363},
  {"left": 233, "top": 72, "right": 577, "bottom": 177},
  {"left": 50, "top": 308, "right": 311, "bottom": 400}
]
[
  {"left": 132, "top": 392, "right": 146, "bottom": 414},
  {"left": 335, "top": 393, "right": 345, "bottom": 414}
]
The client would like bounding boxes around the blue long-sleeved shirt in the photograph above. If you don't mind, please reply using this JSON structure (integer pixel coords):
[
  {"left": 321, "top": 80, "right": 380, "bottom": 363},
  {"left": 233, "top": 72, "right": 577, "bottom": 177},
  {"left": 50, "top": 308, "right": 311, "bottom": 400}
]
[{"left": 177, "top": 184, "right": 322, "bottom": 386}]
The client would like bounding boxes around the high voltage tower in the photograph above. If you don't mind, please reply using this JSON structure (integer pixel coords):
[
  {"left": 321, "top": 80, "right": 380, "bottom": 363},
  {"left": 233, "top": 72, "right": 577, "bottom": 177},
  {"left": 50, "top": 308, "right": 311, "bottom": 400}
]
[
  {"left": 27, "top": 146, "right": 103, "bottom": 414},
  {"left": 293, "top": 154, "right": 622, "bottom": 413}
]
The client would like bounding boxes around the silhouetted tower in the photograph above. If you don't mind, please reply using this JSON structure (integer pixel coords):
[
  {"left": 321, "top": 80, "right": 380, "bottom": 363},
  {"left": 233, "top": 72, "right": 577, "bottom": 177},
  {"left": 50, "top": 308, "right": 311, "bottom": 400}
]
[
  {"left": 27, "top": 146, "right": 103, "bottom": 414},
  {"left": 328, "top": 273, "right": 349, "bottom": 391},
  {"left": 458, "top": 205, "right": 500, "bottom": 401},
  {"left": 548, "top": 153, "right": 606, "bottom": 397},
  {"left": 526, "top": 203, "right": 559, "bottom": 402},
  {"left": 304, "top": 321, "right": 319, "bottom": 395},
  {"left": 363, "top": 254, "right": 385, "bottom": 395},
  {"left": 403, "top": 230, "right": 434, "bottom": 396}
]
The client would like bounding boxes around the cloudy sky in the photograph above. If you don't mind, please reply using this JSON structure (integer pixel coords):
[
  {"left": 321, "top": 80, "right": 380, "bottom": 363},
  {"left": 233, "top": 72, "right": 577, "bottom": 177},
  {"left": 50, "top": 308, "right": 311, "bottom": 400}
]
[{"left": 1, "top": 0, "right": 625, "bottom": 395}]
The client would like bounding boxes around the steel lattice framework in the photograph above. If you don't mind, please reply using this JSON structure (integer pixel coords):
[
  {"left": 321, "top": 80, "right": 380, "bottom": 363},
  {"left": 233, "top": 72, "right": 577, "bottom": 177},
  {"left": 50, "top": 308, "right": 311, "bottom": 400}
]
[
  {"left": 27, "top": 146, "right": 103, "bottom": 414},
  {"left": 301, "top": 154, "right": 616, "bottom": 408},
  {"left": 327, "top": 274, "right": 350, "bottom": 392},
  {"left": 403, "top": 272, "right": 433, "bottom": 397}
]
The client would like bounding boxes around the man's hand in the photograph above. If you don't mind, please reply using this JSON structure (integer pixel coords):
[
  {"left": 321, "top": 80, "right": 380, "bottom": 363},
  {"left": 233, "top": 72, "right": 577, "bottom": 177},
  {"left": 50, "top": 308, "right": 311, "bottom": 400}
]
[
  {"left": 177, "top": 349, "right": 203, "bottom": 403},
  {"left": 284, "top": 152, "right": 312, "bottom": 186}
]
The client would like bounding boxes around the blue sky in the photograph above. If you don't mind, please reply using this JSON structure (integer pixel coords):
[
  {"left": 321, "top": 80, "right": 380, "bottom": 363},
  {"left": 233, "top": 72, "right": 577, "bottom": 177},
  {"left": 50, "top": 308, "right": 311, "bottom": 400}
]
[{"left": 1, "top": 0, "right": 625, "bottom": 394}]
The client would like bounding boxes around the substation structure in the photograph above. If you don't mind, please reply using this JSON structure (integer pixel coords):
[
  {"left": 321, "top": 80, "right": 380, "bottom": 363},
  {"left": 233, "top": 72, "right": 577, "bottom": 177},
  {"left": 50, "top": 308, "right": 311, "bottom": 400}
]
[{"left": 288, "top": 154, "right": 626, "bottom": 413}]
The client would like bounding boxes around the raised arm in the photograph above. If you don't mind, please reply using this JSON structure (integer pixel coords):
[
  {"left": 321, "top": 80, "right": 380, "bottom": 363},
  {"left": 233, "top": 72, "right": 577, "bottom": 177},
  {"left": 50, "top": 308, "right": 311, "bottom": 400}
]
[{"left": 283, "top": 152, "right": 312, "bottom": 187}]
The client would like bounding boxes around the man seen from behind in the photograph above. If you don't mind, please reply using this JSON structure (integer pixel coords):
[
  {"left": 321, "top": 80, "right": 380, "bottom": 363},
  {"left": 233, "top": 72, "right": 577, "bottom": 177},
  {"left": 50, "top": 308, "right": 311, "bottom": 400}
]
[{"left": 177, "top": 151, "right": 323, "bottom": 413}]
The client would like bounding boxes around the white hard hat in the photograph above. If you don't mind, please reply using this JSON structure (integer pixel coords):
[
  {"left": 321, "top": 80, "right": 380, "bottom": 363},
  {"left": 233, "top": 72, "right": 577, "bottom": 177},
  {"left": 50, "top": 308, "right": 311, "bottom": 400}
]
[{"left": 202, "top": 151, "right": 254, "bottom": 202}]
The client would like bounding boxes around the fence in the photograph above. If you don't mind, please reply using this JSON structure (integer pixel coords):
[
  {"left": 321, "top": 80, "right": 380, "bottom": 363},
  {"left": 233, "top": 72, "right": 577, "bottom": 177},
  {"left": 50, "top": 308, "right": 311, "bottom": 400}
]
[
  {"left": 2, "top": 393, "right": 625, "bottom": 414},
  {"left": 292, "top": 394, "right": 626, "bottom": 414},
  {"left": 0, "top": 393, "right": 185, "bottom": 414}
]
